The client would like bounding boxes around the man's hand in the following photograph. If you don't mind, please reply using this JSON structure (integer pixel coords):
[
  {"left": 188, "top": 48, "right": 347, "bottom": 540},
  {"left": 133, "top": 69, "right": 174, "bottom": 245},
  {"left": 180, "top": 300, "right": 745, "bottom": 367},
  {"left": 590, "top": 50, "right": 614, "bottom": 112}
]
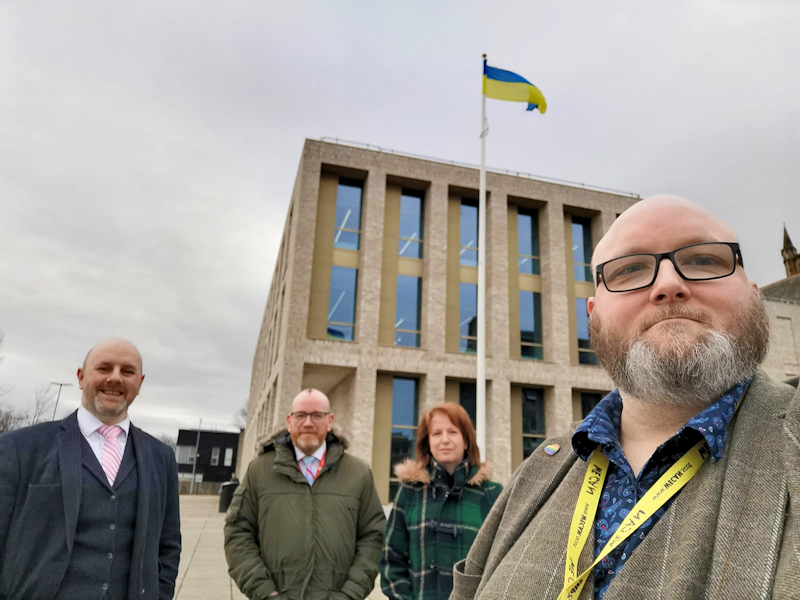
[{"left": 269, "top": 593, "right": 278, "bottom": 597}]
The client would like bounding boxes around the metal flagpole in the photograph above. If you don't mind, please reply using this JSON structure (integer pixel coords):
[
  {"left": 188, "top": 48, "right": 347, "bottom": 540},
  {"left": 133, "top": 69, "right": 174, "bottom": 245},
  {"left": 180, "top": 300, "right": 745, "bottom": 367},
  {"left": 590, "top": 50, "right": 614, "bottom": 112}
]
[{"left": 477, "top": 53, "right": 488, "bottom": 461}]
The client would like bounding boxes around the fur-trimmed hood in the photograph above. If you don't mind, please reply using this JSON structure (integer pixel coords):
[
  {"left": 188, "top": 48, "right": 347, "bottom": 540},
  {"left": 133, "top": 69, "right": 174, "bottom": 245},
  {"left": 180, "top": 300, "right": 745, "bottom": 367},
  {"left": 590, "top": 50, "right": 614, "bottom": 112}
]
[
  {"left": 256, "top": 427, "right": 350, "bottom": 456},
  {"left": 393, "top": 458, "right": 493, "bottom": 486}
]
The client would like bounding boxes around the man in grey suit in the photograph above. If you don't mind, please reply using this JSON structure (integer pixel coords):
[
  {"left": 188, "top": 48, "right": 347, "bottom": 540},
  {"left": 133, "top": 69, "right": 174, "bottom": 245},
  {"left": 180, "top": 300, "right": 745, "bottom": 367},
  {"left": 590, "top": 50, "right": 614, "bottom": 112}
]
[
  {"left": 0, "top": 338, "right": 181, "bottom": 599},
  {"left": 453, "top": 197, "right": 800, "bottom": 599}
]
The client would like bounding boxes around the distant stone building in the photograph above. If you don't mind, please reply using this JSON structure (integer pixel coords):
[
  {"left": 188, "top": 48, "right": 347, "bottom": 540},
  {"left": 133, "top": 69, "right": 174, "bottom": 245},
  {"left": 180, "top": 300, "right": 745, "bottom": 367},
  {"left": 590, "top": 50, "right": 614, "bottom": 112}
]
[
  {"left": 781, "top": 225, "right": 800, "bottom": 278},
  {"left": 761, "top": 226, "right": 800, "bottom": 381},
  {"left": 239, "top": 139, "right": 639, "bottom": 503}
]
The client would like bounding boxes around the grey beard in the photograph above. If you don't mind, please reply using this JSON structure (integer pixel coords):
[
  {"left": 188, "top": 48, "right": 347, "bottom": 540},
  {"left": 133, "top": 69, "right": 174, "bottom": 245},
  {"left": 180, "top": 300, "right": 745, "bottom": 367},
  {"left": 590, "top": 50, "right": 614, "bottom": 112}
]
[
  {"left": 591, "top": 295, "right": 770, "bottom": 408},
  {"left": 613, "top": 330, "right": 759, "bottom": 408},
  {"left": 94, "top": 397, "right": 129, "bottom": 417}
]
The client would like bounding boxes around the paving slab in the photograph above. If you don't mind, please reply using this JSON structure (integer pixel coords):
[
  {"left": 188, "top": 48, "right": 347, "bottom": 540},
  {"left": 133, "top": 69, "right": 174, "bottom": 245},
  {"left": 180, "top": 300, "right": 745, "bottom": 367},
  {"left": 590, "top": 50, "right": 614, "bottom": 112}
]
[{"left": 176, "top": 495, "right": 246, "bottom": 600}]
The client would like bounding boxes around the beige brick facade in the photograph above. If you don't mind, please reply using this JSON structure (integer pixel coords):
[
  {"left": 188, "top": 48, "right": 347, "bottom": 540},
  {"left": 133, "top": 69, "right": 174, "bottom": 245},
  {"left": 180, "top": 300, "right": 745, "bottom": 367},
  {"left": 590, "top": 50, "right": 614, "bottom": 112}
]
[
  {"left": 238, "top": 139, "right": 795, "bottom": 505},
  {"left": 238, "top": 140, "right": 639, "bottom": 503}
]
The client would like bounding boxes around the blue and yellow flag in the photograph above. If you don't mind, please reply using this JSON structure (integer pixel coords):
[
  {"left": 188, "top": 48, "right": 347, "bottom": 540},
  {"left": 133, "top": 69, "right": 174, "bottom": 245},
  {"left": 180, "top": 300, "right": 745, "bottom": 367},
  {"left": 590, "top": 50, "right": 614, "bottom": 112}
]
[{"left": 483, "top": 60, "right": 546, "bottom": 113}]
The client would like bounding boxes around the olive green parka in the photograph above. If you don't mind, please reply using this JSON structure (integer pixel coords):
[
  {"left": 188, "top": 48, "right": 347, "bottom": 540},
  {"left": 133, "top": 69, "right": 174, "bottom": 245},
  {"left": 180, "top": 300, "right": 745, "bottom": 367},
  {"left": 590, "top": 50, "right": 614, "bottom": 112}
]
[{"left": 224, "top": 430, "right": 386, "bottom": 600}]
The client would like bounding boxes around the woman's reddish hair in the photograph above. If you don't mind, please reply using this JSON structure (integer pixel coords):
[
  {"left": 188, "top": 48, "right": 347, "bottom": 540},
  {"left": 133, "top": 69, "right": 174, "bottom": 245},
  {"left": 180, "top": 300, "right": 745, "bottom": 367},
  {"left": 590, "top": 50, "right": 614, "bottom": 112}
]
[{"left": 415, "top": 402, "right": 481, "bottom": 467}]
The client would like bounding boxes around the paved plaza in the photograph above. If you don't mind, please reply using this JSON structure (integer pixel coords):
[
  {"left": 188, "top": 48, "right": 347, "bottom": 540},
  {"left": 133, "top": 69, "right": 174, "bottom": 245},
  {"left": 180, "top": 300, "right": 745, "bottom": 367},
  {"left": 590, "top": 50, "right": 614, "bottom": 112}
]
[
  {"left": 176, "top": 495, "right": 246, "bottom": 599},
  {"left": 176, "top": 495, "right": 385, "bottom": 599}
]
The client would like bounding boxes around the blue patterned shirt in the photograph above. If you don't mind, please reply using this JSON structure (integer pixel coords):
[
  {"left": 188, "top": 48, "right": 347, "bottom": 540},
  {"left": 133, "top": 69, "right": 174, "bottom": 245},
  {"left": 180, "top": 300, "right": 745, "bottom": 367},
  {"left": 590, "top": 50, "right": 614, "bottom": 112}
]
[{"left": 571, "top": 378, "right": 752, "bottom": 599}]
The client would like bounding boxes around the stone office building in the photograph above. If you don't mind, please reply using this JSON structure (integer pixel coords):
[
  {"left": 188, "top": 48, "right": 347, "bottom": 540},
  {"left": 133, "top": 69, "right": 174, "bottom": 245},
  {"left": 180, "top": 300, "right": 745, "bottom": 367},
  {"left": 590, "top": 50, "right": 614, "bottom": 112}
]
[{"left": 239, "top": 139, "right": 639, "bottom": 503}]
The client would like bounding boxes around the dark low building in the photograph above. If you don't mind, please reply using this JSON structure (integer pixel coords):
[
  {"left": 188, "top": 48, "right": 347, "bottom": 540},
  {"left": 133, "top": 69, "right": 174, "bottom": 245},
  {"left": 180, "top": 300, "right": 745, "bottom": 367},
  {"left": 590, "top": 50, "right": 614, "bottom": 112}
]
[{"left": 176, "top": 429, "right": 241, "bottom": 484}]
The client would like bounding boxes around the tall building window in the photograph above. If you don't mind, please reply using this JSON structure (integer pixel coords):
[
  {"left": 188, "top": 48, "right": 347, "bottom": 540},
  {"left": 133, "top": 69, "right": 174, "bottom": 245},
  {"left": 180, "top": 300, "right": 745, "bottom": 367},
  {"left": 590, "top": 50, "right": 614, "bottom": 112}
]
[
  {"left": 459, "top": 283, "right": 478, "bottom": 353},
  {"left": 395, "top": 275, "right": 421, "bottom": 347},
  {"left": 399, "top": 190, "right": 423, "bottom": 258},
  {"left": 518, "top": 209, "right": 541, "bottom": 275},
  {"left": 572, "top": 216, "right": 593, "bottom": 282},
  {"left": 333, "top": 179, "right": 362, "bottom": 251},
  {"left": 389, "top": 377, "right": 418, "bottom": 500},
  {"left": 459, "top": 381, "right": 477, "bottom": 425},
  {"left": 522, "top": 387, "right": 546, "bottom": 458},
  {"left": 223, "top": 448, "right": 234, "bottom": 467},
  {"left": 460, "top": 201, "right": 479, "bottom": 267},
  {"left": 519, "top": 291, "right": 543, "bottom": 360},
  {"left": 581, "top": 392, "right": 603, "bottom": 418},
  {"left": 327, "top": 266, "right": 358, "bottom": 341},
  {"left": 576, "top": 298, "right": 598, "bottom": 365},
  {"left": 210, "top": 447, "right": 220, "bottom": 466}
]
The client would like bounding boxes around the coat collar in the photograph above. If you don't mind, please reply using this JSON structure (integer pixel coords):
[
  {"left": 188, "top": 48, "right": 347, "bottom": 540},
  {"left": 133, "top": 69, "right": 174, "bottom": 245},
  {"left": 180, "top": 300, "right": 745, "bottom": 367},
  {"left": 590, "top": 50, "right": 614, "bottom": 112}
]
[
  {"left": 393, "top": 458, "right": 493, "bottom": 487},
  {"left": 266, "top": 430, "right": 347, "bottom": 483}
]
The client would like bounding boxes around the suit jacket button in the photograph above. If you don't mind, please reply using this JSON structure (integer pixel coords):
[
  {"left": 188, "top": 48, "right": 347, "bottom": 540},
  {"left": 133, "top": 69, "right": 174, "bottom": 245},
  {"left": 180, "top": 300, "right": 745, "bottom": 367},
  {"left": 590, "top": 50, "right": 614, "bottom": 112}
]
[
  {"left": 101, "top": 583, "right": 109, "bottom": 591},
  {"left": 110, "top": 495, "right": 116, "bottom": 502},
  {"left": 141, "top": 589, "right": 145, "bottom": 594},
  {"left": 109, "top": 524, "right": 116, "bottom": 531}
]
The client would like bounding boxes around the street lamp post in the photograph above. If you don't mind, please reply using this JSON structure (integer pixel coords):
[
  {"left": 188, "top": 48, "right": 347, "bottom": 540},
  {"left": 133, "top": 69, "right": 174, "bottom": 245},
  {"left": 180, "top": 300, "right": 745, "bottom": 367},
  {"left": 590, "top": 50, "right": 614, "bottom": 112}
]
[
  {"left": 190, "top": 419, "right": 202, "bottom": 494},
  {"left": 49, "top": 382, "right": 73, "bottom": 421}
]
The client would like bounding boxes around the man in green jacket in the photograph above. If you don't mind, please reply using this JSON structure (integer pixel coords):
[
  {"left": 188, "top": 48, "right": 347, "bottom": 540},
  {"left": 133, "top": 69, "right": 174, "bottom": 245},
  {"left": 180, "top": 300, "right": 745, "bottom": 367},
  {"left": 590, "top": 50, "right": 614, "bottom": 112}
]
[{"left": 224, "top": 389, "right": 386, "bottom": 600}]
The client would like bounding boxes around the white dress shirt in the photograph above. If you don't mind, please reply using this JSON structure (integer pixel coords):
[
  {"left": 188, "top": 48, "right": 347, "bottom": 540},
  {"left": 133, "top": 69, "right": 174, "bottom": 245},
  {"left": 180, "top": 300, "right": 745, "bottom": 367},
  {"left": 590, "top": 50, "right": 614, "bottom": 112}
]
[
  {"left": 294, "top": 440, "right": 327, "bottom": 466},
  {"left": 77, "top": 405, "right": 131, "bottom": 464}
]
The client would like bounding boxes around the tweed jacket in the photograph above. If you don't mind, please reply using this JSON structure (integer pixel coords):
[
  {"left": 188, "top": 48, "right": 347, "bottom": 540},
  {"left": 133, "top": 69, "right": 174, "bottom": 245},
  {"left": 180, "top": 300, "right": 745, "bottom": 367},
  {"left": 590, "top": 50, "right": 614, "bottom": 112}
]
[
  {"left": 452, "top": 371, "right": 800, "bottom": 600},
  {"left": 380, "top": 459, "right": 502, "bottom": 600}
]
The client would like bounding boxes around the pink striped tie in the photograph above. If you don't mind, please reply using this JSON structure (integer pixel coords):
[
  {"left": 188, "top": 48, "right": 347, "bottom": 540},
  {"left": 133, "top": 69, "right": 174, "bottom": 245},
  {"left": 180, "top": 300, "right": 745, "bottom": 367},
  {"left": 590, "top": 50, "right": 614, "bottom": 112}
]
[{"left": 98, "top": 425, "right": 124, "bottom": 486}]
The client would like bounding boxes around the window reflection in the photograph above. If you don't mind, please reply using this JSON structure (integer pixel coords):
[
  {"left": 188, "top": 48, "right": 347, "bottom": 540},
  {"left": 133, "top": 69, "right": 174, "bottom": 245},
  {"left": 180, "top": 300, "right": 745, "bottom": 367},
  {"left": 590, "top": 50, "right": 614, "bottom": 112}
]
[
  {"left": 460, "top": 202, "right": 479, "bottom": 267},
  {"left": 334, "top": 180, "right": 362, "bottom": 251},
  {"left": 327, "top": 266, "right": 357, "bottom": 341},
  {"left": 395, "top": 275, "right": 421, "bottom": 347},
  {"left": 518, "top": 209, "right": 541, "bottom": 275},
  {"left": 572, "top": 217, "right": 592, "bottom": 282},
  {"left": 459, "top": 283, "right": 478, "bottom": 353},
  {"left": 522, "top": 387, "right": 545, "bottom": 459},
  {"left": 398, "top": 190, "right": 424, "bottom": 258},
  {"left": 390, "top": 377, "right": 418, "bottom": 498},
  {"left": 520, "top": 291, "right": 543, "bottom": 360},
  {"left": 581, "top": 392, "right": 603, "bottom": 418},
  {"left": 459, "top": 382, "right": 477, "bottom": 425},
  {"left": 575, "top": 298, "right": 598, "bottom": 365}
]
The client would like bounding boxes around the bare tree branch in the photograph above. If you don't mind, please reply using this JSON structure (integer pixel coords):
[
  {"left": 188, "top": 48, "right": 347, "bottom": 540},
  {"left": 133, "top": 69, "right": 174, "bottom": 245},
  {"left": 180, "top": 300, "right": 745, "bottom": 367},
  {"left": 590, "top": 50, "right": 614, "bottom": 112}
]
[
  {"left": 157, "top": 434, "right": 177, "bottom": 452},
  {"left": 24, "top": 386, "right": 56, "bottom": 427},
  {"left": 0, "top": 403, "right": 22, "bottom": 434},
  {"left": 234, "top": 405, "right": 247, "bottom": 430}
]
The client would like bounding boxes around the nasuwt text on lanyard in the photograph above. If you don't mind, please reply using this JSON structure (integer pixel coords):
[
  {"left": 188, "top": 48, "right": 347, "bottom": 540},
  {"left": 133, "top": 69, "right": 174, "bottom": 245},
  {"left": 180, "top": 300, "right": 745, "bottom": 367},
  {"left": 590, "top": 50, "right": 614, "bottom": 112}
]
[{"left": 558, "top": 438, "right": 710, "bottom": 600}]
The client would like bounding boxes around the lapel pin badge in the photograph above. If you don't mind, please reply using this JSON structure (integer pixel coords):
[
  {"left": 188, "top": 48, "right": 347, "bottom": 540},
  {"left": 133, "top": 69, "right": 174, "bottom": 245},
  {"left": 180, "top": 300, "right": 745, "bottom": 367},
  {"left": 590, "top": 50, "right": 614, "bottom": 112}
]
[{"left": 544, "top": 443, "right": 560, "bottom": 456}]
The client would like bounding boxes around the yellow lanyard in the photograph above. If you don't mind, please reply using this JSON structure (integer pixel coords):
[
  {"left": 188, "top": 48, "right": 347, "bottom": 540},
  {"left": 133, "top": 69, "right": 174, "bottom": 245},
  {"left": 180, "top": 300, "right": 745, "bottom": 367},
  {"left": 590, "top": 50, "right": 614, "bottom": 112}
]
[{"left": 559, "top": 439, "right": 710, "bottom": 600}]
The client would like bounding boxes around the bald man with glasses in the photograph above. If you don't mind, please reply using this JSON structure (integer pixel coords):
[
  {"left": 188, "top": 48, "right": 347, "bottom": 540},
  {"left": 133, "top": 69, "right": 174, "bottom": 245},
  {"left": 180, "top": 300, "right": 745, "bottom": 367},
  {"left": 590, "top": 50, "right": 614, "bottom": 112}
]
[
  {"left": 452, "top": 196, "right": 800, "bottom": 600},
  {"left": 224, "top": 388, "right": 385, "bottom": 600}
]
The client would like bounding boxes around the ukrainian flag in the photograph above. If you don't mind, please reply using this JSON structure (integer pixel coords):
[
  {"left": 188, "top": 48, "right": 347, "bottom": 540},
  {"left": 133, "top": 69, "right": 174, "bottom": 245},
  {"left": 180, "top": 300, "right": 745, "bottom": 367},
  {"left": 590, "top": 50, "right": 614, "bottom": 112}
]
[{"left": 483, "top": 60, "right": 547, "bottom": 114}]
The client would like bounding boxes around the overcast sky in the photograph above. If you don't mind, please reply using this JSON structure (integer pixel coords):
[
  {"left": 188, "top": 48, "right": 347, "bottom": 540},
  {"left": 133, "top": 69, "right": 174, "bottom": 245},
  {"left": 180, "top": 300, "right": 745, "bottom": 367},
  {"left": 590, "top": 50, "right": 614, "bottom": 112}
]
[{"left": 1, "top": 0, "right": 797, "bottom": 439}]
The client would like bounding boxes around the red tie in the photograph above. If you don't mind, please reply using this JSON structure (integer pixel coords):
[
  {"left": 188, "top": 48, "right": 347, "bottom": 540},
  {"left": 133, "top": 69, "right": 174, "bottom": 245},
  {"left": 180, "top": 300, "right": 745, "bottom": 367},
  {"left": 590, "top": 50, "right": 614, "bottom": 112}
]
[{"left": 98, "top": 425, "right": 124, "bottom": 486}]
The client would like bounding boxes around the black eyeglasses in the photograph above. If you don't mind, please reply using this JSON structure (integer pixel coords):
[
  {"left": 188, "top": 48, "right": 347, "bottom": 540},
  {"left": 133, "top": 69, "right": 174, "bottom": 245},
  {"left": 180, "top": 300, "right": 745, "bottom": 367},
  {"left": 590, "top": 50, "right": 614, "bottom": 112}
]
[
  {"left": 595, "top": 242, "right": 743, "bottom": 293},
  {"left": 290, "top": 411, "right": 330, "bottom": 422}
]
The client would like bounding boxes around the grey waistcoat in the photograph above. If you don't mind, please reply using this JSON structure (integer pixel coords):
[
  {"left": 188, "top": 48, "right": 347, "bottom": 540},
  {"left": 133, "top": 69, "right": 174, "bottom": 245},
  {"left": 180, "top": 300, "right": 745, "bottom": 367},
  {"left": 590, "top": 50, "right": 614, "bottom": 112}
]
[{"left": 57, "top": 434, "right": 138, "bottom": 600}]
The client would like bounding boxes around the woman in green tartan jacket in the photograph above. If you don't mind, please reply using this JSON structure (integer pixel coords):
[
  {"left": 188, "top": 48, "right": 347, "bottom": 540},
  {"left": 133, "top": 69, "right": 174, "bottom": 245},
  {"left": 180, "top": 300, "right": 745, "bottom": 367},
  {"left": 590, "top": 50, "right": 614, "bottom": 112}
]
[{"left": 379, "top": 403, "right": 503, "bottom": 600}]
